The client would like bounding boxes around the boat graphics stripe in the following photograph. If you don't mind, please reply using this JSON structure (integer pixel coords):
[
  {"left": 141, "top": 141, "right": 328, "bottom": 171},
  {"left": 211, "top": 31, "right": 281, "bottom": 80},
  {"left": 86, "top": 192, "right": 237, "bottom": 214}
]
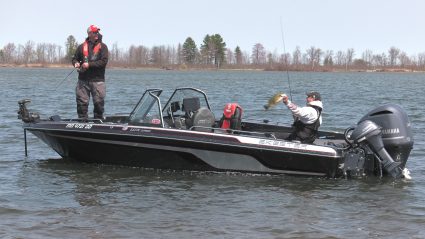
[
  {"left": 26, "top": 124, "right": 339, "bottom": 158},
  {"left": 47, "top": 133, "right": 327, "bottom": 176}
]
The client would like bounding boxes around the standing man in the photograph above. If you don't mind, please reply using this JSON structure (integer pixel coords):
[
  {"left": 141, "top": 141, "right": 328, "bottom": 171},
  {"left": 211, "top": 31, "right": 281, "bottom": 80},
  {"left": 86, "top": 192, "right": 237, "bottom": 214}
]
[
  {"left": 282, "top": 91, "right": 323, "bottom": 144},
  {"left": 72, "top": 25, "right": 108, "bottom": 120}
]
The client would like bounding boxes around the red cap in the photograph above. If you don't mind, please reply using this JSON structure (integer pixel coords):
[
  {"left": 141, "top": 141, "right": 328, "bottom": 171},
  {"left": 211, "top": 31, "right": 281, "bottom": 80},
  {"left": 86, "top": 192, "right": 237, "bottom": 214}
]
[{"left": 87, "top": 25, "right": 100, "bottom": 33}]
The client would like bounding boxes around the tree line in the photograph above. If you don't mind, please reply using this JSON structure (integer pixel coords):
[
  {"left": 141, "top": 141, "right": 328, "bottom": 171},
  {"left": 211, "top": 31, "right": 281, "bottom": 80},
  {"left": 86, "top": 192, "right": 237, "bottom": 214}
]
[{"left": 1, "top": 34, "right": 425, "bottom": 72}]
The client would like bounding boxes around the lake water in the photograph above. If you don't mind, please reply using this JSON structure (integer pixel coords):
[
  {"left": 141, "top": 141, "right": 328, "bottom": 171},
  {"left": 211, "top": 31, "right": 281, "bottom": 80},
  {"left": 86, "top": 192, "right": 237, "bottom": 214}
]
[{"left": 1, "top": 68, "right": 424, "bottom": 238}]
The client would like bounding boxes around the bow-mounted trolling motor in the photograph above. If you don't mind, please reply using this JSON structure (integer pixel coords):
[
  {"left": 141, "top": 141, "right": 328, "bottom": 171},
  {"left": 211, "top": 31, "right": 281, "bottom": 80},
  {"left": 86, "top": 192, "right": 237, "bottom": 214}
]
[
  {"left": 342, "top": 104, "right": 413, "bottom": 178},
  {"left": 18, "top": 99, "right": 41, "bottom": 157},
  {"left": 18, "top": 99, "right": 40, "bottom": 123}
]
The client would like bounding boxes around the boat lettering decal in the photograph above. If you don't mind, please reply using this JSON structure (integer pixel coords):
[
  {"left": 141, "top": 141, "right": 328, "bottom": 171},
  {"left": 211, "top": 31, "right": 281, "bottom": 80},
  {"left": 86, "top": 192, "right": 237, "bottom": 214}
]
[
  {"left": 258, "top": 139, "right": 307, "bottom": 149},
  {"left": 382, "top": 128, "right": 400, "bottom": 135},
  {"left": 65, "top": 123, "right": 93, "bottom": 129}
]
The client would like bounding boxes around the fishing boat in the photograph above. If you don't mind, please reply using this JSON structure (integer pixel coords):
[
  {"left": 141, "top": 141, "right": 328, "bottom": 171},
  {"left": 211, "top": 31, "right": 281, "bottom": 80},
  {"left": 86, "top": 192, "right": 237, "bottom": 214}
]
[{"left": 18, "top": 87, "right": 413, "bottom": 178}]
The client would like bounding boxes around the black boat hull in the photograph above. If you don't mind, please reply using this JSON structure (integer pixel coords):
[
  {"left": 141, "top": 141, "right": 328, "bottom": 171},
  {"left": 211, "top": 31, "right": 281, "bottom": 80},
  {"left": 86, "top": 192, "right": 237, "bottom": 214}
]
[{"left": 28, "top": 124, "right": 341, "bottom": 177}]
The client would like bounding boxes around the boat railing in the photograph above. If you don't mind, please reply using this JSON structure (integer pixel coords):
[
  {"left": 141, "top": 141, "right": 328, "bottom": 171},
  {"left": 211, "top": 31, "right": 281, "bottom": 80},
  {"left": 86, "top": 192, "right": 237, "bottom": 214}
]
[{"left": 188, "top": 126, "right": 277, "bottom": 140}]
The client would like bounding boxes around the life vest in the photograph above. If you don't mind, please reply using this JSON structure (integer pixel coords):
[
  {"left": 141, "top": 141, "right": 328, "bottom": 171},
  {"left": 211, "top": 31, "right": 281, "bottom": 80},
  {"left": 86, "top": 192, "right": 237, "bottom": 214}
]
[
  {"left": 83, "top": 41, "right": 101, "bottom": 61},
  {"left": 289, "top": 105, "right": 322, "bottom": 143},
  {"left": 219, "top": 103, "right": 243, "bottom": 130}
]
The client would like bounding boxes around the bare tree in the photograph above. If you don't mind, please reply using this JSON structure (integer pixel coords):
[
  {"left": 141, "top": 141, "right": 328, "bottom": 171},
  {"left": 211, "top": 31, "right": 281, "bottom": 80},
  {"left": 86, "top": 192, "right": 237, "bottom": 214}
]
[
  {"left": 226, "top": 48, "right": 234, "bottom": 64},
  {"left": 242, "top": 51, "right": 250, "bottom": 64},
  {"left": 35, "top": 43, "right": 46, "bottom": 64},
  {"left": 266, "top": 52, "right": 274, "bottom": 65},
  {"left": 323, "top": 50, "right": 334, "bottom": 66},
  {"left": 398, "top": 51, "right": 410, "bottom": 67},
  {"left": 279, "top": 53, "right": 291, "bottom": 69},
  {"left": 388, "top": 47, "right": 400, "bottom": 66},
  {"left": 22, "top": 41, "right": 35, "bottom": 65},
  {"left": 417, "top": 52, "right": 425, "bottom": 69},
  {"left": 335, "top": 50, "right": 345, "bottom": 66},
  {"left": 372, "top": 53, "right": 388, "bottom": 68},
  {"left": 292, "top": 46, "right": 301, "bottom": 68},
  {"left": 57, "top": 45, "right": 63, "bottom": 63},
  {"left": 306, "top": 46, "right": 322, "bottom": 70},
  {"left": 345, "top": 48, "right": 355, "bottom": 71},
  {"left": 129, "top": 45, "right": 150, "bottom": 66},
  {"left": 2, "top": 43, "right": 16, "bottom": 63},
  {"left": 362, "top": 49, "right": 373, "bottom": 69},
  {"left": 251, "top": 43, "right": 266, "bottom": 65},
  {"left": 46, "top": 44, "right": 57, "bottom": 63},
  {"left": 306, "top": 46, "right": 316, "bottom": 69},
  {"left": 110, "top": 42, "right": 120, "bottom": 63},
  {"left": 176, "top": 43, "right": 183, "bottom": 65}
]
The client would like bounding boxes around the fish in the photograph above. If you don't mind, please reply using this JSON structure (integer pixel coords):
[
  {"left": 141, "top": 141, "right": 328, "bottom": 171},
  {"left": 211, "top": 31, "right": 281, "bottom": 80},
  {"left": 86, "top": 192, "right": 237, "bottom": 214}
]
[{"left": 264, "top": 92, "right": 285, "bottom": 110}]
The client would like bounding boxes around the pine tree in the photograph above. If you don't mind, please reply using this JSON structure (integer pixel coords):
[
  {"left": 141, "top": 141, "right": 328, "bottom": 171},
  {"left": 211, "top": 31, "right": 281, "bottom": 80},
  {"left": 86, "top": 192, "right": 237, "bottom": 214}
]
[
  {"left": 235, "top": 46, "right": 242, "bottom": 65},
  {"left": 182, "top": 37, "right": 198, "bottom": 64},
  {"left": 65, "top": 35, "right": 78, "bottom": 61}
]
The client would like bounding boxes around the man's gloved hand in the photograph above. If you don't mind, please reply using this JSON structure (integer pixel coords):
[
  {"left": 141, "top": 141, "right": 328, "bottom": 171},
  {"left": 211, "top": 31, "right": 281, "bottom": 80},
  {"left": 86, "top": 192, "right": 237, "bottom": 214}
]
[{"left": 281, "top": 94, "right": 289, "bottom": 104}]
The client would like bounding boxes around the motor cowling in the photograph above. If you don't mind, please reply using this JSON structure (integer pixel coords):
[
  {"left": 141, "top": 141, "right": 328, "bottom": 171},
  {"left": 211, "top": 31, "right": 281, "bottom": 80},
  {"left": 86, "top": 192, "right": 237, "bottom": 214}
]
[
  {"left": 346, "top": 104, "right": 413, "bottom": 178},
  {"left": 358, "top": 104, "right": 413, "bottom": 168},
  {"left": 350, "top": 120, "right": 402, "bottom": 178}
]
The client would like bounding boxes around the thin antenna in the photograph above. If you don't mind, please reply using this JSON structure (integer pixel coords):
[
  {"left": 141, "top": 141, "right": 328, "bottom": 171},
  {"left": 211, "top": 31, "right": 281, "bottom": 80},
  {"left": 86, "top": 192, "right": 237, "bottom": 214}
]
[{"left": 280, "top": 17, "right": 293, "bottom": 101}]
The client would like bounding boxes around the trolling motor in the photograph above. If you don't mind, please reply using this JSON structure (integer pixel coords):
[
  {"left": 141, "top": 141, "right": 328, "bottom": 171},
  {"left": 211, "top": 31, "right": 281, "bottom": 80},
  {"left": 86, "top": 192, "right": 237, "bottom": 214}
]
[
  {"left": 343, "top": 104, "right": 413, "bottom": 178},
  {"left": 18, "top": 99, "right": 40, "bottom": 123},
  {"left": 17, "top": 99, "right": 41, "bottom": 157}
]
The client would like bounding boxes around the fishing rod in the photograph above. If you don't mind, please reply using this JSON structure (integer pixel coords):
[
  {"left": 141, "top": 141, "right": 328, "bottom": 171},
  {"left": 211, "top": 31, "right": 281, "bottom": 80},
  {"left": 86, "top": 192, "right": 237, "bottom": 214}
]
[
  {"left": 52, "top": 67, "right": 76, "bottom": 91},
  {"left": 280, "top": 17, "right": 293, "bottom": 101},
  {"left": 263, "top": 19, "right": 294, "bottom": 111}
]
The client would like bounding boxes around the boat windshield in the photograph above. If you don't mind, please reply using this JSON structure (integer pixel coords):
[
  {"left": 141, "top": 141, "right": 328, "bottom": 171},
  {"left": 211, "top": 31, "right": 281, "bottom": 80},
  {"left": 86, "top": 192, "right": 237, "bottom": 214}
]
[
  {"left": 128, "top": 89, "right": 164, "bottom": 127},
  {"left": 127, "top": 88, "right": 211, "bottom": 128},
  {"left": 162, "top": 88, "right": 211, "bottom": 117}
]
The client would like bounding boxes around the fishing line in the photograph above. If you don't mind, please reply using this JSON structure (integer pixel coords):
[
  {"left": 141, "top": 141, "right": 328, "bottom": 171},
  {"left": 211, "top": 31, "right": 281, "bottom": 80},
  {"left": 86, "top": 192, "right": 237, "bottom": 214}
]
[
  {"left": 52, "top": 68, "right": 76, "bottom": 91},
  {"left": 280, "top": 17, "right": 293, "bottom": 101}
]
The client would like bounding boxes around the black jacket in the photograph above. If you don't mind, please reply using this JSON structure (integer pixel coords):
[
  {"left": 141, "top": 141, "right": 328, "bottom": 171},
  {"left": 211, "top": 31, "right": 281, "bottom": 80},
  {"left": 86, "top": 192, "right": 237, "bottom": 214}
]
[{"left": 72, "top": 34, "right": 108, "bottom": 81}]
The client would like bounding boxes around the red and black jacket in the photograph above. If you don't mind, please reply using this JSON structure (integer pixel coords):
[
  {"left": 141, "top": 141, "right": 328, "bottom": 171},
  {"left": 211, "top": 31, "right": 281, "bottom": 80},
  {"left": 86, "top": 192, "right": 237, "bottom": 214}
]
[{"left": 72, "top": 34, "right": 108, "bottom": 82}]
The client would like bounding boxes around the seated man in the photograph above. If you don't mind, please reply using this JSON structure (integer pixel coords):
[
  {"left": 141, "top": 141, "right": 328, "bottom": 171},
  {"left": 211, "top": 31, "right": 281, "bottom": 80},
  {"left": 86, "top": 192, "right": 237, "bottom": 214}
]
[{"left": 282, "top": 91, "right": 323, "bottom": 144}]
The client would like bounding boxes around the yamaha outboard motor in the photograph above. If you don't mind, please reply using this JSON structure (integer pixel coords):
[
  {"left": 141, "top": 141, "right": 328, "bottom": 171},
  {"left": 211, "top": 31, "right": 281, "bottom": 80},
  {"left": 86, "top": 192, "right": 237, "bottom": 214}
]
[{"left": 344, "top": 104, "right": 413, "bottom": 178}]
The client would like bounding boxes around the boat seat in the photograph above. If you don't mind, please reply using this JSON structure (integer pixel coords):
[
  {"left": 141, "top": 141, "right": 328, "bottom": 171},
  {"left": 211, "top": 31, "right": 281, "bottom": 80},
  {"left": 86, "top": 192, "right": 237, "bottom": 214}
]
[
  {"left": 189, "top": 107, "right": 215, "bottom": 132},
  {"left": 182, "top": 97, "right": 201, "bottom": 117}
]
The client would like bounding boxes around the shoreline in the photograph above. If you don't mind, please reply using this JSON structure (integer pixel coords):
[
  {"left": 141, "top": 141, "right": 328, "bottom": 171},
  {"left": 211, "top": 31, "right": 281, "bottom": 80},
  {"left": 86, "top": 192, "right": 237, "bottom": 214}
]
[{"left": 1, "top": 63, "right": 422, "bottom": 73}]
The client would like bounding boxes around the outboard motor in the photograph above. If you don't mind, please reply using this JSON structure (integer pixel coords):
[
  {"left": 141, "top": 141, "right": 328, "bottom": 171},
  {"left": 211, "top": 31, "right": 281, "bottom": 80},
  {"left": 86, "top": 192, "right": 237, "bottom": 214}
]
[
  {"left": 350, "top": 120, "right": 402, "bottom": 178},
  {"left": 344, "top": 104, "right": 413, "bottom": 178}
]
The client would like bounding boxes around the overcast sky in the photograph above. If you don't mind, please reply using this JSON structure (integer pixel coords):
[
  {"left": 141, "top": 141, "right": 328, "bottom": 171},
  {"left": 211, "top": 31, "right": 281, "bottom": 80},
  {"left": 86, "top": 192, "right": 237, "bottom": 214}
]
[{"left": 1, "top": 0, "right": 424, "bottom": 56}]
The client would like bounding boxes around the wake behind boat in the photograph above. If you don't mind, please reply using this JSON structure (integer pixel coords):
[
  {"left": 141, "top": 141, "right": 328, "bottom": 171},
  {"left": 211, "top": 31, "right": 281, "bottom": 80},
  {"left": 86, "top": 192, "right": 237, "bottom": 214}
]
[{"left": 18, "top": 87, "right": 413, "bottom": 178}]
